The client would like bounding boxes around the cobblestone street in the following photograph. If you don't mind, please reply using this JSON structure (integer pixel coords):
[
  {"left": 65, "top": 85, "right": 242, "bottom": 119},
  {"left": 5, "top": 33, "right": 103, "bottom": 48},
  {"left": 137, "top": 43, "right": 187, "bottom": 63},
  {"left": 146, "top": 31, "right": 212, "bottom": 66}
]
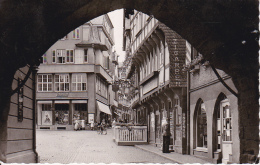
[{"left": 36, "top": 129, "right": 175, "bottom": 164}]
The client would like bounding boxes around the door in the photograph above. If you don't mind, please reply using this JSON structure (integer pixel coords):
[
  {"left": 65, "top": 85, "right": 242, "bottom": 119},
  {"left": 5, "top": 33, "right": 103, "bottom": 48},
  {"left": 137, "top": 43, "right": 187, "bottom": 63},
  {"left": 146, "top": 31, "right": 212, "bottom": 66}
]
[{"left": 221, "top": 99, "right": 232, "bottom": 164}]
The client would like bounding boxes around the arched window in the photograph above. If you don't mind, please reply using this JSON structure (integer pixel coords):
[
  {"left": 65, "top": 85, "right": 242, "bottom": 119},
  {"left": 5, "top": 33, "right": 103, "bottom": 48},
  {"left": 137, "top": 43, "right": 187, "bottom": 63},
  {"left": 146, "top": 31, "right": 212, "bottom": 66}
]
[{"left": 196, "top": 101, "right": 207, "bottom": 148}]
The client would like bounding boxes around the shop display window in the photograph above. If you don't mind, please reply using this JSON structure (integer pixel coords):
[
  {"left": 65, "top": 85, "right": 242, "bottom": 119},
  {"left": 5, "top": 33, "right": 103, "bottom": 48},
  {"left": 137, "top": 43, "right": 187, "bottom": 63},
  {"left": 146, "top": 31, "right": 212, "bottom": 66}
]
[
  {"left": 41, "top": 104, "right": 52, "bottom": 125},
  {"left": 55, "top": 104, "right": 69, "bottom": 125},
  {"left": 196, "top": 101, "right": 207, "bottom": 148},
  {"left": 73, "top": 103, "right": 87, "bottom": 123}
]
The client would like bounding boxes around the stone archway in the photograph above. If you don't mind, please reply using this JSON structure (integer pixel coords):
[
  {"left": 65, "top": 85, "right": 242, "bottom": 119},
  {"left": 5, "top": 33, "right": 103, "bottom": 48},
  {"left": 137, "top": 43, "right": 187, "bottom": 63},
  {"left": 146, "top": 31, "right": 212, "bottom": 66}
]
[{"left": 0, "top": 0, "right": 258, "bottom": 163}]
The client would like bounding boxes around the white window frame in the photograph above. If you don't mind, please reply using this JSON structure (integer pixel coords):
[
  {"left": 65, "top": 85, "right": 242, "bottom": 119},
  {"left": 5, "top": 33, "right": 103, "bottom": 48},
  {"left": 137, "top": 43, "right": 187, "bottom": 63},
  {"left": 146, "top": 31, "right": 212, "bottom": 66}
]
[
  {"left": 37, "top": 74, "right": 53, "bottom": 92},
  {"left": 56, "top": 49, "right": 66, "bottom": 64},
  {"left": 54, "top": 74, "right": 70, "bottom": 92},
  {"left": 72, "top": 74, "right": 87, "bottom": 91}
]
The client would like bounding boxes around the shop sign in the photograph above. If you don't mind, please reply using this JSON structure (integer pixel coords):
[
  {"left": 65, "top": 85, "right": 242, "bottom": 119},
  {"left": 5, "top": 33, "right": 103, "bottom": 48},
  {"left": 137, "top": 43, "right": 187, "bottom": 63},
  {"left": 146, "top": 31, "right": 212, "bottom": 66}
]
[
  {"left": 57, "top": 93, "right": 69, "bottom": 97},
  {"left": 171, "top": 38, "right": 187, "bottom": 87}
]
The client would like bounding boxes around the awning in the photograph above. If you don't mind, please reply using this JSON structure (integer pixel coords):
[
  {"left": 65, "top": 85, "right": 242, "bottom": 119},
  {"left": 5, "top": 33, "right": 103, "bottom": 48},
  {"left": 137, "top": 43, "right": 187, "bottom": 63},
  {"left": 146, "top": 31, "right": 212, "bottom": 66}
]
[
  {"left": 55, "top": 100, "right": 70, "bottom": 104},
  {"left": 72, "top": 100, "right": 88, "bottom": 103},
  {"left": 37, "top": 100, "right": 52, "bottom": 104},
  {"left": 97, "top": 101, "right": 111, "bottom": 115}
]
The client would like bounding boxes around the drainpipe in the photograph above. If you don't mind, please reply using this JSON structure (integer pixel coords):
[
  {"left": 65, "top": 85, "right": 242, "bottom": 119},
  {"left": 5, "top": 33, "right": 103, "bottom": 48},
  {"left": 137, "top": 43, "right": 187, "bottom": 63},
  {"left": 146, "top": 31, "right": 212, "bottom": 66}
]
[
  {"left": 187, "top": 69, "right": 190, "bottom": 155},
  {"left": 32, "top": 65, "right": 39, "bottom": 163}
]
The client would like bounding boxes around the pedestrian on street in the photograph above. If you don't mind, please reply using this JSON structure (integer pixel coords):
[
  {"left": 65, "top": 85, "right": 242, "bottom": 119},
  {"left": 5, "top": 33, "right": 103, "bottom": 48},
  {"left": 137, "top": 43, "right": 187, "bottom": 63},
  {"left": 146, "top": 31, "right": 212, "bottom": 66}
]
[{"left": 90, "top": 120, "right": 94, "bottom": 130}]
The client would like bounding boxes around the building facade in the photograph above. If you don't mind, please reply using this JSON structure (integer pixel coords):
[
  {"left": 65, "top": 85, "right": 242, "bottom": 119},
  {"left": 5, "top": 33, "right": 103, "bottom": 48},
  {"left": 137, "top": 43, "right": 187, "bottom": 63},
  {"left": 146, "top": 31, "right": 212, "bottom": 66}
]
[
  {"left": 6, "top": 65, "right": 38, "bottom": 163},
  {"left": 36, "top": 14, "right": 117, "bottom": 130},
  {"left": 124, "top": 10, "right": 243, "bottom": 164},
  {"left": 186, "top": 43, "right": 239, "bottom": 163},
  {"left": 123, "top": 10, "right": 188, "bottom": 154}
]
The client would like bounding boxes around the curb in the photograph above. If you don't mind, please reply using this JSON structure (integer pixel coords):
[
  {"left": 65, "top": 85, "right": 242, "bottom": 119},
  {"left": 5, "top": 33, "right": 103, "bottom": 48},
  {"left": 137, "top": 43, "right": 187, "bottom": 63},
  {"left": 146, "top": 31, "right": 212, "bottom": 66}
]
[{"left": 135, "top": 145, "right": 183, "bottom": 164}]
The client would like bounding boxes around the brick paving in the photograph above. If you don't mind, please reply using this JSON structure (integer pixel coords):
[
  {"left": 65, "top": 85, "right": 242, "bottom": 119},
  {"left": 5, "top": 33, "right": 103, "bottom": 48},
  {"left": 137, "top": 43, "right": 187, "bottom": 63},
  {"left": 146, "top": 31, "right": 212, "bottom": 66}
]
[{"left": 36, "top": 129, "right": 176, "bottom": 164}]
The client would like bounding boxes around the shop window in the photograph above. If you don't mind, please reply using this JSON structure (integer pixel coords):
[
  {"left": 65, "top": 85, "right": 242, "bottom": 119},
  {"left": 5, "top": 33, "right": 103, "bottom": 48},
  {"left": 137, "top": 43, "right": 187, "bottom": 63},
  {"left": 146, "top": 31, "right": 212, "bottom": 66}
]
[
  {"left": 55, "top": 104, "right": 69, "bottom": 125},
  {"left": 72, "top": 74, "right": 87, "bottom": 91},
  {"left": 55, "top": 74, "right": 70, "bottom": 91},
  {"left": 196, "top": 101, "right": 207, "bottom": 148},
  {"left": 41, "top": 104, "right": 52, "bottom": 125},
  {"left": 73, "top": 103, "right": 87, "bottom": 122},
  {"left": 37, "top": 74, "right": 52, "bottom": 92},
  {"left": 222, "top": 101, "right": 232, "bottom": 141}
]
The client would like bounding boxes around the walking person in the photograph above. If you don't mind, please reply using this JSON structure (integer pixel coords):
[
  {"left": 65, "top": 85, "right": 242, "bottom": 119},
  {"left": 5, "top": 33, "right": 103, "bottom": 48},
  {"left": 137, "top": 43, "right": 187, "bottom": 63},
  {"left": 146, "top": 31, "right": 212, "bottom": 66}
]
[{"left": 90, "top": 120, "right": 94, "bottom": 131}]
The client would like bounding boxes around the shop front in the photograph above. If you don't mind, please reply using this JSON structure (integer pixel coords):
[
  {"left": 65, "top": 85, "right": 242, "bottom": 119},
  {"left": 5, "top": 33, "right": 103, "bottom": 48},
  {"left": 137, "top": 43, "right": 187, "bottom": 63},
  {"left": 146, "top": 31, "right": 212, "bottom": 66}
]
[{"left": 37, "top": 100, "right": 88, "bottom": 130}]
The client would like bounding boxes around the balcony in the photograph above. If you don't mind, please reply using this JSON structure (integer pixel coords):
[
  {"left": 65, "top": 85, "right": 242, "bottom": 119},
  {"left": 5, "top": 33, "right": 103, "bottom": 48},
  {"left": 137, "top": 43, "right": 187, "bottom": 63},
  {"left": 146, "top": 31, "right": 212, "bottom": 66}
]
[{"left": 113, "top": 125, "right": 148, "bottom": 146}]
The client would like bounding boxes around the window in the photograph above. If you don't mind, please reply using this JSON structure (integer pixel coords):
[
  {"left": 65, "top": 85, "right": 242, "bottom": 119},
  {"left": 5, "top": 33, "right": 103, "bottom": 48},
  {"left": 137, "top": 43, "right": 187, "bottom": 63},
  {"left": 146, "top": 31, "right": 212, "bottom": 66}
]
[
  {"left": 74, "top": 103, "right": 87, "bottom": 121},
  {"left": 52, "top": 50, "right": 56, "bottom": 63},
  {"left": 72, "top": 74, "right": 87, "bottom": 91},
  {"left": 57, "top": 49, "right": 66, "bottom": 64},
  {"left": 42, "top": 54, "right": 47, "bottom": 64},
  {"left": 41, "top": 104, "right": 52, "bottom": 125},
  {"left": 222, "top": 100, "right": 232, "bottom": 141},
  {"left": 38, "top": 74, "right": 52, "bottom": 92},
  {"left": 66, "top": 50, "right": 74, "bottom": 63},
  {"left": 196, "top": 101, "right": 207, "bottom": 148},
  {"left": 55, "top": 104, "right": 69, "bottom": 125},
  {"left": 84, "top": 49, "right": 88, "bottom": 62},
  {"left": 73, "top": 28, "right": 80, "bottom": 39},
  {"left": 54, "top": 74, "right": 70, "bottom": 91}
]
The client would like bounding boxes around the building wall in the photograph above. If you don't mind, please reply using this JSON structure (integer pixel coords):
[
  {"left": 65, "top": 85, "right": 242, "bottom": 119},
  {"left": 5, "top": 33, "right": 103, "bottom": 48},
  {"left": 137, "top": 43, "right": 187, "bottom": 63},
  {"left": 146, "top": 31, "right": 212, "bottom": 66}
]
[
  {"left": 36, "top": 14, "right": 115, "bottom": 130},
  {"left": 7, "top": 65, "right": 37, "bottom": 163},
  {"left": 189, "top": 64, "right": 238, "bottom": 163},
  {"left": 125, "top": 11, "right": 188, "bottom": 154}
]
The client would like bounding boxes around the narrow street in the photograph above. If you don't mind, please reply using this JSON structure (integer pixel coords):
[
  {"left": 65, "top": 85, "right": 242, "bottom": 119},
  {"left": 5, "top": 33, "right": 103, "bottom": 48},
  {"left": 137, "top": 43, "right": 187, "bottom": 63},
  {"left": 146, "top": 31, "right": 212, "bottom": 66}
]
[{"left": 36, "top": 129, "right": 175, "bottom": 164}]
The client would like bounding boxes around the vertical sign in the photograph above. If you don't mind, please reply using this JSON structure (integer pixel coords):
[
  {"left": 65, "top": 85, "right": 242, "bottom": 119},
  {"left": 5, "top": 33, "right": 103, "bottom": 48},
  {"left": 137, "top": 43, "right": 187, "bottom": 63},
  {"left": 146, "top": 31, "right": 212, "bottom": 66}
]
[
  {"left": 88, "top": 113, "right": 94, "bottom": 124},
  {"left": 18, "top": 78, "right": 24, "bottom": 122},
  {"left": 172, "top": 38, "right": 186, "bottom": 87}
]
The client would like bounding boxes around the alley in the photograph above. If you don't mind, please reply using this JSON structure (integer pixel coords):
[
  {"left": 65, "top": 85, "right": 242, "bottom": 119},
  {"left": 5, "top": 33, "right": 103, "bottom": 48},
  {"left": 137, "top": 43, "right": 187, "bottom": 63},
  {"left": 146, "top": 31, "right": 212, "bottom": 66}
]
[{"left": 36, "top": 129, "right": 175, "bottom": 164}]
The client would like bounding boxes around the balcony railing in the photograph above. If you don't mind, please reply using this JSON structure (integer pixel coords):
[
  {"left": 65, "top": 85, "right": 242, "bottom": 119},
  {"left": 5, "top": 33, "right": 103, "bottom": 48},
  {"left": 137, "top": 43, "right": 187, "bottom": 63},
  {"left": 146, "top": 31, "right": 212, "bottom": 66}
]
[{"left": 113, "top": 125, "right": 147, "bottom": 146}]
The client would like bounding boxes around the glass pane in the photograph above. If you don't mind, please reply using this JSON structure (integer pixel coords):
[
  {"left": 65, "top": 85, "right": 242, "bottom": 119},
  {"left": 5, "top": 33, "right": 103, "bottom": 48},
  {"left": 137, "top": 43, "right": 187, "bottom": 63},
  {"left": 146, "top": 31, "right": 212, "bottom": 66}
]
[
  {"left": 38, "top": 84, "right": 42, "bottom": 91},
  {"left": 70, "top": 50, "right": 73, "bottom": 62},
  {"left": 72, "top": 83, "right": 76, "bottom": 91},
  {"left": 48, "top": 75, "right": 52, "bottom": 82},
  {"left": 43, "top": 75, "right": 47, "bottom": 82},
  {"left": 38, "top": 75, "right": 42, "bottom": 82},
  {"left": 82, "top": 83, "right": 86, "bottom": 90},
  {"left": 65, "top": 83, "right": 69, "bottom": 91},
  {"left": 55, "top": 83, "right": 59, "bottom": 91},
  {"left": 48, "top": 84, "right": 52, "bottom": 91},
  {"left": 66, "top": 50, "right": 70, "bottom": 62},
  {"left": 43, "top": 84, "right": 47, "bottom": 91}
]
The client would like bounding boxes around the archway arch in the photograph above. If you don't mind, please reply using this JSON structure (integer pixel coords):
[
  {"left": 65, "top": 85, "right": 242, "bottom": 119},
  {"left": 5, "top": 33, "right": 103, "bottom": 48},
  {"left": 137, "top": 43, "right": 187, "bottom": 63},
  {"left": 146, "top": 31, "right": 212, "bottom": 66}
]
[{"left": 0, "top": 1, "right": 258, "bottom": 163}]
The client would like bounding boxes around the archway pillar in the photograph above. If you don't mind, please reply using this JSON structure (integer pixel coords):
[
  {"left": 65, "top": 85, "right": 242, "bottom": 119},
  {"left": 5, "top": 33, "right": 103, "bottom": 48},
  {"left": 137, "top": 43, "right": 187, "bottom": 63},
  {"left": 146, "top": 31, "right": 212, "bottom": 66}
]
[{"left": 233, "top": 73, "right": 259, "bottom": 163}]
